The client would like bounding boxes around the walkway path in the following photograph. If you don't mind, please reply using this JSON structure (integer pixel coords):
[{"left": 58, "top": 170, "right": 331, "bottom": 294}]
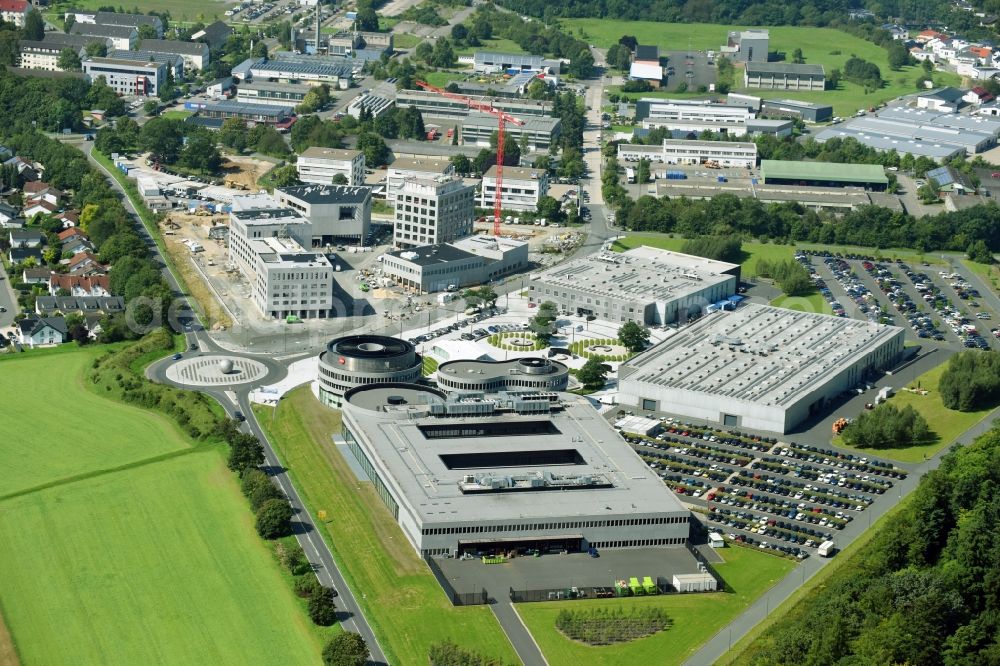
[{"left": 492, "top": 601, "right": 547, "bottom": 666}]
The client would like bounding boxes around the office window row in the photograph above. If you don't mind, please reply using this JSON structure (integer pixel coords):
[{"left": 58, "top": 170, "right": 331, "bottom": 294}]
[{"left": 420, "top": 515, "right": 687, "bottom": 536}]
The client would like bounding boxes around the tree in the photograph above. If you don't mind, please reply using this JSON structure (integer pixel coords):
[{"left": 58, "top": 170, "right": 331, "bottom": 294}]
[
  {"left": 270, "top": 164, "right": 300, "bottom": 187},
  {"left": 415, "top": 40, "right": 433, "bottom": 63},
  {"left": 137, "top": 24, "right": 158, "bottom": 40},
  {"left": 618, "top": 35, "right": 638, "bottom": 51},
  {"left": 63, "top": 13, "right": 76, "bottom": 33},
  {"left": 227, "top": 432, "right": 265, "bottom": 473},
  {"left": 58, "top": 48, "right": 82, "bottom": 71},
  {"left": 254, "top": 126, "right": 290, "bottom": 158},
  {"left": 450, "top": 24, "right": 468, "bottom": 43},
  {"left": 618, "top": 321, "right": 650, "bottom": 352},
  {"left": 219, "top": 117, "right": 249, "bottom": 152},
  {"left": 139, "top": 117, "right": 183, "bottom": 163},
  {"left": 530, "top": 301, "right": 558, "bottom": 343},
  {"left": 85, "top": 40, "right": 108, "bottom": 58},
  {"left": 23, "top": 9, "right": 44, "bottom": 41},
  {"left": 357, "top": 132, "right": 390, "bottom": 167},
  {"left": 330, "top": 173, "right": 348, "bottom": 185},
  {"left": 792, "top": 48, "right": 804, "bottom": 64},
  {"left": 429, "top": 38, "right": 456, "bottom": 68},
  {"left": 450, "top": 154, "right": 471, "bottom": 175},
  {"left": 636, "top": 158, "right": 650, "bottom": 184},
  {"left": 841, "top": 403, "right": 931, "bottom": 449},
  {"left": 251, "top": 41, "right": 268, "bottom": 58},
  {"left": 355, "top": 6, "right": 378, "bottom": 32},
  {"left": 255, "top": 498, "right": 294, "bottom": 539},
  {"left": 180, "top": 130, "right": 222, "bottom": 174},
  {"left": 308, "top": 586, "right": 338, "bottom": 626},
  {"left": 966, "top": 240, "right": 994, "bottom": 264},
  {"left": 249, "top": 479, "right": 285, "bottom": 512},
  {"left": 240, "top": 468, "right": 271, "bottom": 498},
  {"left": 536, "top": 195, "right": 563, "bottom": 221},
  {"left": 142, "top": 99, "right": 159, "bottom": 116},
  {"left": 577, "top": 356, "right": 609, "bottom": 389},
  {"left": 605, "top": 43, "right": 631, "bottom": 71},
  {"left": 323, "top": 632, "right": 368, "bottom": 666}
]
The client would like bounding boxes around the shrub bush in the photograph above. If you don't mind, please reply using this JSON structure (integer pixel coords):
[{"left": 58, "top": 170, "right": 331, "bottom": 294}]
[{"left": 555, "top": 606, "right": 671, "bottom": 645}]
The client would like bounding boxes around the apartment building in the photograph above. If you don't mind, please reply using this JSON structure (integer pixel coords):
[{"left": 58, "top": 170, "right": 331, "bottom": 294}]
[
  {"left": 393, "top": 176, "right": 475, "bottom": 249},
  {"left": 479, "top": 165, "right": 549, "bottom": 211},
  {"left": 296, "top": 147, "right": 365, "bottom": 185}
]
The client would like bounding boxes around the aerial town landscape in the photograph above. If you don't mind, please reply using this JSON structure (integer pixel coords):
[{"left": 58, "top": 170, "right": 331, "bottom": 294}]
[{"left": 2, "top": 0, "right": 1000, "bottom": 663}]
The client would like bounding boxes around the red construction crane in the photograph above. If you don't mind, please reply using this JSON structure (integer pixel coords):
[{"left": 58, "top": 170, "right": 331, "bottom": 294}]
[{"left": 415, "top": 80, "right": 525, "bottom": 237}]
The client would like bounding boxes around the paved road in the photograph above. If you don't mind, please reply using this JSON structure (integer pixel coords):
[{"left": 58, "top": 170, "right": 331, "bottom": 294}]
[
  {"left": 684, "top": 405, "right": 1000, "bottom": 666},
  {"left": 0, "top": 260, "right": 17, "bottom": 330},
  {"left": 492, "top": 602, "right": 547, "bottom": 666},
  {"left": 81, "top": 137, "right": 388, "bottom": 664}
]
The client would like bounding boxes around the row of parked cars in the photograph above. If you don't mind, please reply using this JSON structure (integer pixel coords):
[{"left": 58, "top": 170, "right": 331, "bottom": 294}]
[
  {"left": 709, "top": 486, "right": 852, "bottom": 528},
  {"left": 407, "top": 307, "right": 510, "bottom": 345},
  {"left": 707, "top": 506, "right": 830, "bottom": 551},
  {"left": 902, "top": 266, "right": 992, "bottom": 350},
  {"left": 732, "top": 469, "right": 875, "bottom": 510},
  {"left": 779, "top": 444, "right": 905, "bottom": 479}
]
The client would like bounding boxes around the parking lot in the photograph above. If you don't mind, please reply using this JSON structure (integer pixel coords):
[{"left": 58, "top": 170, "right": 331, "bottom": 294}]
[
  {"left": 798, "top": 250, "right": 999, "bottom": 351},
  {"left": 618, "top": 420, "right": 908, "bottom": 557},
  {"left": 661, "top": 50, "right": 717, "bottom": 93}
]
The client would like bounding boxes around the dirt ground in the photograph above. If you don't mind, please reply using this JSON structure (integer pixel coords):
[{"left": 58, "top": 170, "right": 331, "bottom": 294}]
[
  {"left": 470, "top": 221, "right": 581, "bottom": 251},
  {"left": 221, "top": 156, "right": 274, "bottom": 191},
  {"left": 160, "top": 212, "right": 233, "bottom": 329}
]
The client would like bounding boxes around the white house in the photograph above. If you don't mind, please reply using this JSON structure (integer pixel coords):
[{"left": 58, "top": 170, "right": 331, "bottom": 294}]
[{"left": 18, "top": 317, "right": 68, "bottom": 347}]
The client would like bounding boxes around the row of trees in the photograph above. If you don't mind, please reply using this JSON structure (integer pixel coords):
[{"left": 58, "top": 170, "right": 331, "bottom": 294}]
[
  {"left": 680, "top": 236, "right": 743, "bottom": 264},
  {"left": 96, "top": 116, "right": 223, "bottom": 175},
  {"left": 610, "top": 190, "right": 1000, "bottom": 257},
  {"left": 469, "top": 5, "right": 593, "bottom": 78},
  {"left": 939, "top": 350, "right": 1000, "bottom": 412},
  {"left": 841, "top": 402, "right": 931, "bottom": 449},
  {"left": 744, "top": 422, "right": 1000, "bottom": 664}
]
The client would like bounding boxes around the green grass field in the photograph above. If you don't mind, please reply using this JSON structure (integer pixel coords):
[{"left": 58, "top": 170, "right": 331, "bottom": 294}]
[
  {"left": 455, "top": 37, "right": 526, "bottom": 56},
  {"left": 422, "top": 355, "right": 440, "bottom": 375},
  {"left": 392, "top": 33, "right": 424, "bottom": 49},
  {"left": 162, "top": 109, "right": 193, "bottom": 121},
  {"left": 610, "top": 233, "right": 794, "bottom": 276},
  {"left": 47, "top": 0, "right": 236, "bottom": 22},
  {"left": 518, "top": 546, "right": 794, "bottom": 666},
  {"left": 568, "top": 19, "right": 961, "bottom": 115},
  {"left": 836, "top": 362, "right": 996, "bottom": 462},
  {"left": 0, "top": 349, "right": 326, "bottom": 664},
  {"left": 420, "top": 70, "right": 462, "bottom": 88},
  {"left": 255, "top": 387, "right": 518, "bottom": 666},
  {"left": 770, "top": 292, "right": 831, "bottom": 315}
]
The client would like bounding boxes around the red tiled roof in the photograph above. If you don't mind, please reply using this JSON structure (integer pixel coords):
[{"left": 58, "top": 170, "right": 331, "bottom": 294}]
[
  {"left": 0, "top": 0, "right": 29, "bottom": 13},
  {"left": 25, "top": 199, "right": 57, "bottom": 213},
  {"left": 50, "top": 274, "right": 110, "bottom": 292},
  {"left": 67, "top": 251, "right": 101, "bottom": 269},
  {"left": 23, "top": 180, "right": 49, "bottom": 194},
  {"left": 58, "top": 227, "right": 85, "bottom": 241}
]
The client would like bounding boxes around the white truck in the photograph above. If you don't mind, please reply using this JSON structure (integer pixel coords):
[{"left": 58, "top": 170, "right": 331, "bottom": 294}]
[
  {"left": 437, "top": 292, "right": 457, "bottom": 305},
  {"left": 817, "top": 540, "right": 836, "bottom": 557}
]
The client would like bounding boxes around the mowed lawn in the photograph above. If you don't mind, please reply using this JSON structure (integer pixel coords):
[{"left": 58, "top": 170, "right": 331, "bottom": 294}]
[
  {"left": 0, "top": 450, "right": 324, "bottom": 665},
  {"left": 837, "top": 362, "right": 996, "bottom": 462},
  {"left": 256, "top": 387, "right": 518, "bottom": 666},
  {"left": 770, "top": 292, "right": 831, "bottom": 315},
  {"left": 518, "top": 546, "right": 794, "bottom": 666},
  {"left": 0, "top": 351, "right": 190, "bottom": 499},
  {"left": 47, "top": 0, "right": 236, "bottom": 22},
  {"left": 0, "top": 348, "right": 325, "bottom": 664},
  {"left": 610, "top": 232, "right": 794, "bottom": 276},
  {"left": 568, "top": 19, "right": 961, "bottom": 115}
]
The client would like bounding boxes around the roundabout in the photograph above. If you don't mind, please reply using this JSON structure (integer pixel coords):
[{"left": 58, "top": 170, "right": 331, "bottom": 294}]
[{"left": 165, "top": 355, "right": 272, "bottom": 387}]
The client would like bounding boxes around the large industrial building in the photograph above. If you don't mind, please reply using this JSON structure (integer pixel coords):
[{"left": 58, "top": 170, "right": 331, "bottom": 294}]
[
  {"left": 618, "top": 139, "right": 758, "bottom": 168},
  {"left": 436, "top": 357, "right": 570, "bottom": 393},
  {"left": 395, "top": 89, "right": 553, "bottom": 119},
  {"left": 473, "top": 51, "right": 544, "bottom": 74},
  {"left": 81, "top": 57, "right": 167, "bottom": 96},
  {"left": 382, "top": 234, "right": 528, "bottom": 293},
  {"left": 393, "top": 176, "right": 475, "bottom": 249},
  {"left": 479, "top": 165, "right": 549, "bottom": 211},
  {"left": 274, "top": 184, "right": 372, "bottom": 244},
  {"left": 297, "top": 147, "right": 366, "bottom": 186},
  {"left": 744, "top": 63, "right": 825, "bottom": 91},
  {"left": 529, "top": 247, "right": 740, "bottom": 325},
  {"left": 340, "top": 384, "right": 690, "bottom": 556},
  {"left": 236, "top": 80, "right": 314, "bottom": 108},
  {"left": 317, "top": 335, "right": 422, "bottom": 407},
  {"left": 197, "top": 101, "right": 294, "bottom": 127},
  {"left": 635, "top": 98, "right": 753, "bottom": 136},
  {"left": 760, "top": 160, "right": 889, "bottom": 190},
  {"left": 814, "top": 105, "right": 1000, "bottom": 160},
  {"left": 760, "top": 99, "right": 833, "bottom": 123},
  {"left": 248, "top": 55, "right": 355, "bottom": 86},
  {"left": 618, "top": 304, "right": 905, "bottom": 433},
  {"left": 460, "top": 112, "right": 561, "bottom": 152}
]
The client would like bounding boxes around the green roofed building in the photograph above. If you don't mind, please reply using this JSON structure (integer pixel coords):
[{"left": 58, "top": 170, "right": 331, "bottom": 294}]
[{"left": 760, "top": 160, "right": 889, "bottom": 191}]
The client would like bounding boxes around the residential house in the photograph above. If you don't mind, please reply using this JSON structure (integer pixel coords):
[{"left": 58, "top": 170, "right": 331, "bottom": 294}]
[
  {"left": 23, "top": 199, "right": 58, "bottom": 219},
  {"left": 49, "top": 274, "right": 111, "bottom": 297},
  {"left": 57, "top": 211, "right": 79, "bottom": 228},
  {"left": 0, "top": 201, "right": 18, "bottom": 226},
  {"left": 3, "top": 156, "right": 38, "bottom": 181},
  {"left": 17, "top": 316, "right": 68, "bottom": 347},
  {"left": 927, "top": 165, "right": 974, "bottom": 193},
  {"left": 35, "top": 295, "right": 124, "bottom": 316},
  {"left": 910, "top": 46, "right": 936, "bottom": 62},
  {"left": 0, "top": 0, "right": 29, "bottom": 27},
  {"left": 22, "top": 266, "right": 52, "bottom": 284},
  {"left": 964, "top": 86, "right": 995, "bottom": 105},
  {"left": 880, "top": 24, "right": 908, "bottom": 40},
  {"left": 9, "top": 229, "right": 43, "bottom": 248},
  {"left": 23, "top": 181, "right": 62, "bottom": 206},
  {"left": 66, "top": 251, "right": 105, "bottom": 275},
  {"left": 9, "top": 247, "right": 43, "bottom": 264},
  {"left": 59, "top": 229, "right": 93, "bottom": 255}
]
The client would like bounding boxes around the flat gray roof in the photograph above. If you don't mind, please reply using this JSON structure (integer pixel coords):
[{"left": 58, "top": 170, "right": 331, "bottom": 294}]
[
  {"left": 437, "top": 358, "right": 568, "bottom": 382},
  {"left": 620, "top": 304, "right": 904, "bottom": 407},
  {"left": 745, "top": 62, "right": 825, "bottom": 76},
  {"left": 342, "top": 387, "right": 686, "bottom": 523},
  {"left": 389, "top": 156, "right": 452, "bottom": 173},
  {"left": 532, "top": 246, "right": 737, "bottom": 305},
  {"left": 300, "top": 146, "right": 361, "bottom": 160},
  {"left": 814, "top": 126, "right": 966, "bottom": 159},
  {"left": 462, "top": 112, "right": 561, "bottom": 133}
]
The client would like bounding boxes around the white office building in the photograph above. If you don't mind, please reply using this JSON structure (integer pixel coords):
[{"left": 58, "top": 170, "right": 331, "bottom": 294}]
[
  {"left": 386, "top": 157, "right": 455, "bottom": 202},
  {"left": 479, "top": 165, "right": 549, "bottom": 212},
  {"left": 227, "top": 201, "right": 335, "bottom": 319},
  {"left": 382, "top": 234, "right": 529, "bottom": 293},
  {"left": 82, "top": 57, "right": 167, "bottom": 97},
  {"left": 393, "top": 176, "right": 475, "bottom": 249},
  {"left": 297, "top": 146, "right": 365, "bottom": 186},
  {"left": 635, "top": 98, "right": 752, "bottom": 136},
  {"left": 618, "top": 139, "right": 758, "bottom": 168}
]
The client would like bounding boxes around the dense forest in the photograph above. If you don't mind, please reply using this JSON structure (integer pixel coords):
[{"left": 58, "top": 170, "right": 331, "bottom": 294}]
[{"left": 742, "top": 423, "right": 1000, "bottom": 665}]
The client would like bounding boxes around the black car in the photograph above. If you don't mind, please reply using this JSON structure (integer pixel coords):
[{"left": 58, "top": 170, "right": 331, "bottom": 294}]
[{"left": 234, "top": 411, "right": 246, "bottom": 422}]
